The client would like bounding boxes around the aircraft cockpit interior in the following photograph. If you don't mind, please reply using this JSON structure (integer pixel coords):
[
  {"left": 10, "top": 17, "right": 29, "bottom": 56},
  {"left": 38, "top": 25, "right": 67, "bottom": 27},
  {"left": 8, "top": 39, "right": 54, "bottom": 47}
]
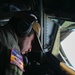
[{"left": 0, "top": 0, "right": 75, "bottom": 75}]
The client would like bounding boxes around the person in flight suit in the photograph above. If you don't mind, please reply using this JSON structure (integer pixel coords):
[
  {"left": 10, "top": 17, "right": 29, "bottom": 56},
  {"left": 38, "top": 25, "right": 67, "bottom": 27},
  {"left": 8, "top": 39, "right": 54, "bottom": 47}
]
[{"left": 0, "top": 12, "right": 40, "bottom": 75}]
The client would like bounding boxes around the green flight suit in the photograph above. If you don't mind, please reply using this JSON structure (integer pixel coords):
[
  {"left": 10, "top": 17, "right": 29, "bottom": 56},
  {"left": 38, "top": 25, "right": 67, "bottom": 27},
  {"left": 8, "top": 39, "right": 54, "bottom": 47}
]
[{"left": 0, "top": 25, "right": 24, "bottom": 75}]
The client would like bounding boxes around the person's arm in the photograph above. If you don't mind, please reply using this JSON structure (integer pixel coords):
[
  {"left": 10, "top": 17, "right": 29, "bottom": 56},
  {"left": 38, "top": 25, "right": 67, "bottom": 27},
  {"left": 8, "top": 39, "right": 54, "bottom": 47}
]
[
  {"left": 0, "top": 26, "right": 24, "bottom": 75},
  {"left": 0, "top": 42, "right": 24, "bottom": 75}
]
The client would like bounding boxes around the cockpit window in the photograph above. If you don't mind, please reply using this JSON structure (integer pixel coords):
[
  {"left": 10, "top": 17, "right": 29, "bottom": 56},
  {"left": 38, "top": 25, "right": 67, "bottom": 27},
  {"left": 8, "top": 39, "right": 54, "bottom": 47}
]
[{"left": 60, "top": 21, "right": 75, "bottom": 70}]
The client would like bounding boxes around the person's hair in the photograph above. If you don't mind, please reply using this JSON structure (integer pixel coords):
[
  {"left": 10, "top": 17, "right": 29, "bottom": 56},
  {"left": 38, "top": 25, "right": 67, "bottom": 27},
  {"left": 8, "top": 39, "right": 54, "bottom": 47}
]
[{"left": 8, "top": 12, "right": 36, "bottom": 37}]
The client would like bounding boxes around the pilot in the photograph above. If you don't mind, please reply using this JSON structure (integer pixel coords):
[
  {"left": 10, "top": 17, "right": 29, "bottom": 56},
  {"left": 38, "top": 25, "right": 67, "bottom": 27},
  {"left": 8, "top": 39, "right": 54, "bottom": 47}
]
[{"left": 0, "top": 12, "right": 40, "bottom": 75}]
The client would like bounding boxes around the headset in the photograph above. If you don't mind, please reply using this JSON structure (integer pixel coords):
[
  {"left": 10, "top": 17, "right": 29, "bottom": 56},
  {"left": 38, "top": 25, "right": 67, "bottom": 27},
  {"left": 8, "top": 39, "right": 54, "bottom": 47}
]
[{"left": 8, "top": 12, "right": 37, "bottom": 37}]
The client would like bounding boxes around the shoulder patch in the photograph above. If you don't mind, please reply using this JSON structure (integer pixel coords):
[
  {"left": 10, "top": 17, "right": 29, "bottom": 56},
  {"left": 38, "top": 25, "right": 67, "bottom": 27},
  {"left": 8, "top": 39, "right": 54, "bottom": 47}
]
[{"left": 10, "top": 48, "right": 24, "bottom": 72}]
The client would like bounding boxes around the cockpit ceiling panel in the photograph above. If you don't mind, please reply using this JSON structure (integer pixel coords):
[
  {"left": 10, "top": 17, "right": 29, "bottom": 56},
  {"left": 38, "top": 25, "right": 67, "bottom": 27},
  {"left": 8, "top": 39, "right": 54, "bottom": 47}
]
[
  {"left": 43, "top": 0, "right": 75, "bottom": 20},
  {"left": 0, "top": 0, "right": 39, "bottom": 13}
]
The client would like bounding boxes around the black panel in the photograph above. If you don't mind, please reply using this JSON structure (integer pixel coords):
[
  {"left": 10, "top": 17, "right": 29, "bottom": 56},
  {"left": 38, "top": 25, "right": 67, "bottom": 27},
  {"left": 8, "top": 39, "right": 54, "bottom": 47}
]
[
  {"left": 0, "top": 0, "right": 39, "bottom": 13},
  {"left": 44, "top": 0, "right": 75, "bottom": 20}
]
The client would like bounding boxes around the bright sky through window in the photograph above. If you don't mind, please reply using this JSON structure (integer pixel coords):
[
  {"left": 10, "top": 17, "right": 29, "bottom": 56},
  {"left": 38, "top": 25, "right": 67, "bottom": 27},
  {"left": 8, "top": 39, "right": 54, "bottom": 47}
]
[{"left": 61, "top": 31, "right": 75, "bottom": 68}]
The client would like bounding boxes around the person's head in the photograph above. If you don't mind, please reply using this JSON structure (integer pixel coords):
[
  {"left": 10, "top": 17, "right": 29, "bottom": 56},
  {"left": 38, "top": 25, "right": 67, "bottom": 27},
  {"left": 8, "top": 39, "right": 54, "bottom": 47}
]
[
  {"left": 8, "top": 12, "right": 37, "bottom": 37},
  {"left": 8, "top": 12, "right": 39, "bottom": 54}
]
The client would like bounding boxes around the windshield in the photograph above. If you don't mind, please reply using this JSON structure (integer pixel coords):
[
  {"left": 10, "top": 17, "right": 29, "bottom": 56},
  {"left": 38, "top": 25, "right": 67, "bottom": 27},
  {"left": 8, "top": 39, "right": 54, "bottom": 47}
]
[{"left": 60, "top": 21, "right": 75, "bottom": 70}]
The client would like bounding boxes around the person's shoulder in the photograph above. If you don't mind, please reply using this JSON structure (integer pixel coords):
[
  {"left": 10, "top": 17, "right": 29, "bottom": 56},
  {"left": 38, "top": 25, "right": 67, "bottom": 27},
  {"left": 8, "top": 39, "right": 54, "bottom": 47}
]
[
  {"left": 0, "top": 25, "right": 7, "bottom": 30},
  {"left": 0, "top": 24, "right": 11, "bottom": 32},
  {"left": 0, "top": 25, "right": 14, "bottom": 39}
]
